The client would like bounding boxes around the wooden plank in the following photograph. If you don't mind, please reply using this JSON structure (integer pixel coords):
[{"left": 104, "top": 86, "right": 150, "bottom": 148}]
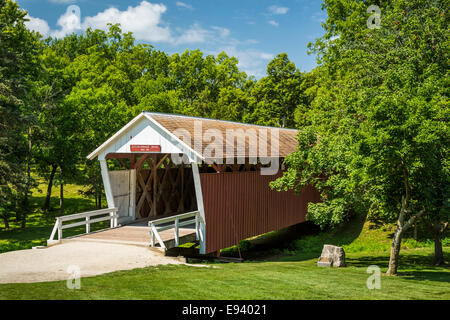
[
  {"left": 130, "top": 155, "right": 136, "bottom": 169},
  {"left": 156, "top": 219, "right": 194, "bottom": 232},
  {"left": 86, "top": 216, "right": 90, "bottom": 233},
  {"left": 180, "top": 163, "right": 184, "bottom": 213},
  {"left": 136, "top": 173, "right": 152, "bottom": 216},
  {"left": 58, "top": 224, "right": 62, "bottom": 240},
  {"left": 152, "top": 155, "right": 157, "bottom": 217},
  {"left": 155, "top": 154, "right": 169, "bottom": 169},
  {"left": 99, "top": 160, "right": 116, "bottom": 228},
  {"left": 192, "top": 162, "right": 206, "bottom": 254},
  {"left": 148, "top": 211, "right": 199, "bottom": 225},
  {"left": 61, "top": 215, "right": 118, "bottom": 230},
  {"left": 195, "top": 215, "right": 199, "bottom": 241},
  {"left": 106, "top": 153, "right": 139, "bottom": 159},
  {"left": 174, "top": 218, "right": 179, "bottom": 247},
  {"left": 211, "top": 163, "right": 221, "bottom": 173},
  {"left": 109, "top": 170, "right": 130, "bottom": 220},
  {"left": 118, "top": 158, "right": 128, "bottom": 170},
  {"left": 129, "top": 169, "right": 136, "bottom": 219},
  {"left": 49, "top": 219, "right": 59, "bottom": 241},
  {"left": 135, "top": 154, "right": 150, "bottom": 171},
  {"left": 150, "top": 228, "right": 155, "bottom": 247},
  {"left": 58, "top": 208, "right": 118, "bottom": 221},
  {"left": 151, "top": 224, "right": 166, "bottom": 250}
]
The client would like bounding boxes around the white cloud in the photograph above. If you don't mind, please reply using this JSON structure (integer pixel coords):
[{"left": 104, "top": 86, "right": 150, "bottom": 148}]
[
  {"left": 176, "top": 1, "right": 193, "bottom": 10},
  {"left": 268, "top": 5, "right": 289, "bottom": 15},
  {"left": 268, "top": 20, "right": 279, "bottom": 27},
  {"left": 212, "top": 46, "right": 273, "bottom": 78},
  {"left": 24, "top": 15, "right": 51, "bottom": 37},
  {"left": 51, "top": 5, "right": 82, "bottom": 38},
  {"left": 82, "top": 2, "right": 171, "bottom": 42},
  {"left": 211, "top": 26, "right": 230, "bottom": 39},
  {"left": 175, "top": 23, "right": 209, "bottom": 44},
  {"left": 311, "top": 11, "right": 327, "bottom": 23},
  {"left": 174, "top": 23, "right": 231, "bottom": 45},
  {"left": 39, "top": 1, "right": 214, "bottom": 44},
  {"left": 23, "top": 0, "right": 269, "bottom": 78}
]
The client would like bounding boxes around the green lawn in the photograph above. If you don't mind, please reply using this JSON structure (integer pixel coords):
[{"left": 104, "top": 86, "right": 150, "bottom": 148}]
[
  {"left": 0, "top": 178, "right": 107, "bottom": 253},
  {"left": 0, "top": 178, "right": 449, "bottom": 300},
  {"left": 0, "top": 248, "right": 448, "bottom": 300}
]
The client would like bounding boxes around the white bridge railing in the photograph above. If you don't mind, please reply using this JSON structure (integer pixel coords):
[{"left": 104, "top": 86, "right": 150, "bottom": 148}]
[
  {"left": 149, "top": 211, "right": 203, "bottom": 250},
  {"left": 48, "top": 207, "right": 118, "bottom": 243}
]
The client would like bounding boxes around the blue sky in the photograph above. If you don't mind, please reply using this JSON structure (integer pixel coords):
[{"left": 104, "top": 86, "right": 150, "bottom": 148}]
[{"left": 19, "top": 0, "right": 328, "bottom": 78}]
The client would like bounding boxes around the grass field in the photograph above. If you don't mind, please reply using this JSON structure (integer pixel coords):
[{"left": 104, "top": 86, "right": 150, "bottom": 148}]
[
  {"left": 0, "top": 178, "right": 107, "bottom": 253},
  {"left": 0, "top": 248, "right": 448, "bottom": 300},
  {"left": 0, "top": 179, "right": 448, "bottom": 300}
]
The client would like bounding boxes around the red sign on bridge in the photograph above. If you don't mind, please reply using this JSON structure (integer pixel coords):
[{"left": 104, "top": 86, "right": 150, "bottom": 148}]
[{"left": 130, "top": 145, "right": 161, "bottom": 152}]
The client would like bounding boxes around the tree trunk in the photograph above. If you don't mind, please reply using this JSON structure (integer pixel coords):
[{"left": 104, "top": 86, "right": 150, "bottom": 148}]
[
  {"left": 98, "top": 193, "right": 102, "bottom": 209},
  {"left": 21, "top": 126, "right": 32, "bottom": 229},
  {"left": 387, "top": 227, "right": 403, "bottom": 276},
  {"left": 15, "top": 197, "right": 20, "bottom": 221},
  {"left": 43, "top": 164, "right": 57, "bottom": 212},
  {"left": 433, "top": 222, "right": 447, "bottom": 266},
  {"left": 59, "top": 167, "right": 64, "bottom": 215},
  {"left": 2, "top": 216, "right": 9, "bottom": 230},
  {"left": 386, "top": 194, "right": 425, "bottom": 276},
  {"left": 414, "top": 223, "right": 418, "bottom": 240},
  {"left": 434, "top": 230, "right": 444, "bottom": 266}
]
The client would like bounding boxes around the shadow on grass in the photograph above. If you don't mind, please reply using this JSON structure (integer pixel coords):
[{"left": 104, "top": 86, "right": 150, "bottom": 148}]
[
  {"left": 346, "top": 252, "right": 450, "bottom": 282},
  {"left": 222, "top": 213, "right": 367, "bottom": 262}
]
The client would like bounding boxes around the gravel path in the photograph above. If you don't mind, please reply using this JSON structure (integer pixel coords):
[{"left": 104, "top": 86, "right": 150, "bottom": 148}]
[{"left": 0, "top": 241, "right": 198, "bottom": 284}]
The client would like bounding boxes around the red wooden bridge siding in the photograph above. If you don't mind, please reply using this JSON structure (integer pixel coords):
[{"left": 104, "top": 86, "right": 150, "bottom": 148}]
[{"left": 200, "top": 171, "right": 321, "bottom": 254}]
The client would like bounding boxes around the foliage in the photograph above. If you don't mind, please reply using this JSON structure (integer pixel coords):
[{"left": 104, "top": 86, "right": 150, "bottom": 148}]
[
  {"left": 272, "top": 0, "right": 449, "bottom": 274},
  {"left": 245, "top": 53, "right": 305, "bottom": 128},
  {"left": 0, "top": 0, "right": 41, "bottom": 226},
  {"left": 273, "top": 0, "right": 449, "bottom": 228}
]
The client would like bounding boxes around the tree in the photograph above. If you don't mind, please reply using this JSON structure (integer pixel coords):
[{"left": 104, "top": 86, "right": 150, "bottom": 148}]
[
  {"left": 0, "top": 0, "right": 41, "bottom": 228},
  {"left": 272, "top": 0, "right": 449, "bottom": 275},
  {"left": 246, "top": 53, "right": 303, "bottom": 128},
  {"left": 167, "top": 50, "right": 248, "bottom": 118},
  {"left": 33, "top": 45, "right": 73, "bottom": 211}
]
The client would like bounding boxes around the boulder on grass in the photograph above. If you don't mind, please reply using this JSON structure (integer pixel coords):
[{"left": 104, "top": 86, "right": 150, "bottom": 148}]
[{"left": 317, "top": 244, "right": 346, "bottom": 267}]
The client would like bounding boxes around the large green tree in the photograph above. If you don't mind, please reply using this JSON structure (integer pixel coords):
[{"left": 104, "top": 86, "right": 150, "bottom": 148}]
[
  {"left": 245, "top": 53, "right": 304, "bottom": 128},
  {"left": 0, "top": 0, "right": 41, "bottom": 228},
  {"left": 272, "top": 0, "right": 449, "bottom": 274}
]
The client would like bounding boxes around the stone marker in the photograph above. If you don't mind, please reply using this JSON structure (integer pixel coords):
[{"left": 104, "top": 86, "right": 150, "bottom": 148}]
[{"left": 317, "top": 244, "right": 346, "bottom": 267}]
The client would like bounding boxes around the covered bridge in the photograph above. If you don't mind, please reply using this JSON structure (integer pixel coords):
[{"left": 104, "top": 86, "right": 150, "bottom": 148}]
[{"left": 83, "top": 112, "right": 321, "bottom": 254}]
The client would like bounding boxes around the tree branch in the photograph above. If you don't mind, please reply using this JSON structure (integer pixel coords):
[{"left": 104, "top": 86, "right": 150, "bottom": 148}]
[{"left": 403, "top": 209, "right": 426, "bottom": 231}]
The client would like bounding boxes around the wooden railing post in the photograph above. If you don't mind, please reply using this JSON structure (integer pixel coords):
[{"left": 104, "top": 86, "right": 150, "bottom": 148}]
[
  {"left": 147, "top": 211, "right": 200, "bottom": 250},
  {"left": 49, "top": 218, "right": 58, "bottom": 241},
  {"left": 48, "top": 208, "right": 118, "bottom": 244},
  {"left": 195, "top": 214, "right": 199, "bottom": 241},
  {"left": 57, "top": 218, "right": 62, "bottom": 241},
  {"left": 86, "top": 216, "right": 90, "bottom": 234},
  {"left": 110, "top": 211, "right": 114, "bottom": 228},
  {"left": 174, "top": 217, "right": 179, "bottom": 247},
  {"left": 150, "top": 223, "right": 155, "bottom": 247}
]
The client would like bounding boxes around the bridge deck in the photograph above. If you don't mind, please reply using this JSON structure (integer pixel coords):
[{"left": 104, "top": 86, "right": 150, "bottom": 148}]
[{"left": 69, "top": 220, "right": 197, "bottom": 248}]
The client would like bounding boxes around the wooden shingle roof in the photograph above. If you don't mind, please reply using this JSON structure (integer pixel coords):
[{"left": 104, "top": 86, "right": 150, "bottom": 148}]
[
  {"left": 87, "top": 112, "right": 299, "bottom": 161},
  {"left": 147, "top": 112, "right": 299, "bottom": 159}
]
